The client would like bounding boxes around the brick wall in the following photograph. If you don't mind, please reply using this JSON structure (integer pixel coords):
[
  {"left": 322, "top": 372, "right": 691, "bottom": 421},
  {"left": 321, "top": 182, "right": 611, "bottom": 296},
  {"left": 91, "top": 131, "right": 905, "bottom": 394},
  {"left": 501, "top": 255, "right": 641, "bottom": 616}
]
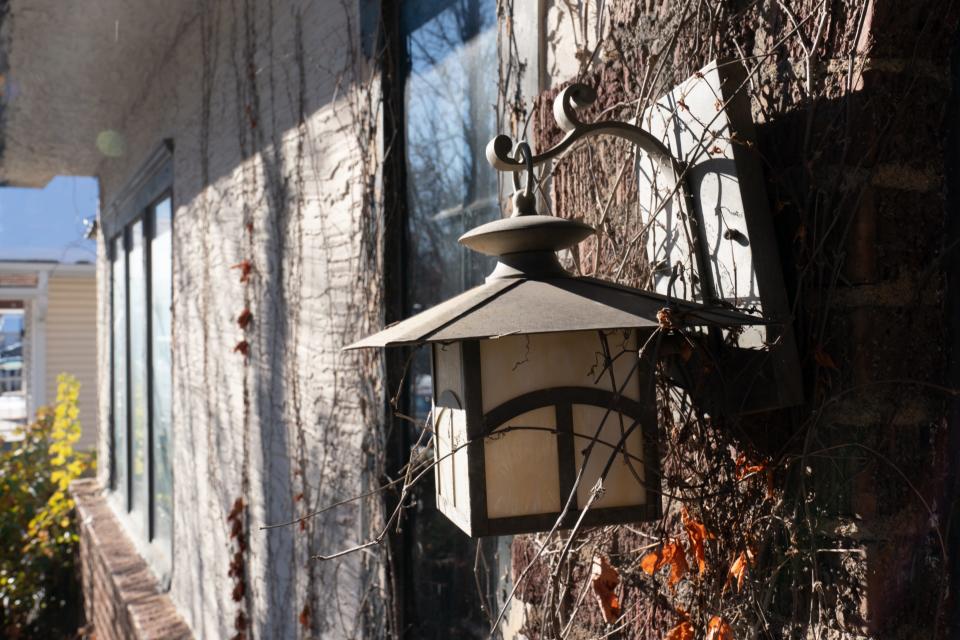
[
  {"left": 522, "top": 1, "right": 960, "bottom": 637},
  {"left": 72, "top": 479, "right": 191, "bottom": 640}
]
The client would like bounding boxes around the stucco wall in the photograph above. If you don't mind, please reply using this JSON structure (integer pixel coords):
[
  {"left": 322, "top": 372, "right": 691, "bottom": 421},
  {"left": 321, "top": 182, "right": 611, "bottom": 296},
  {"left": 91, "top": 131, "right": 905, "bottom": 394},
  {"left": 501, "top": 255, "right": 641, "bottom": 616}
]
[{"left": 86, "top": 2, "right": 384, "bottom": 638}]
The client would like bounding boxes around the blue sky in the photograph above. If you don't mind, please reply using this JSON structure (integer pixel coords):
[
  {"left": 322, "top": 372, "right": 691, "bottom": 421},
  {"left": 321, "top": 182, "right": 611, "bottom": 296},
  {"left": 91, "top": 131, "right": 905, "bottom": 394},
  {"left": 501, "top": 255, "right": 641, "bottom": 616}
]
[{"left": 0, "top": 176, "right": 98, "bottom": 263}]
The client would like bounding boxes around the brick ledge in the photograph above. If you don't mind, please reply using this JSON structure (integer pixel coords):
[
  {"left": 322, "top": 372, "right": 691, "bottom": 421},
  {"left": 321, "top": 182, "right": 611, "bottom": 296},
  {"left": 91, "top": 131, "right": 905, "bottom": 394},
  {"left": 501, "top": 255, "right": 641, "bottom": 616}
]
[{"left": 70, "top": 478, "right": 192, "bottom": 640}]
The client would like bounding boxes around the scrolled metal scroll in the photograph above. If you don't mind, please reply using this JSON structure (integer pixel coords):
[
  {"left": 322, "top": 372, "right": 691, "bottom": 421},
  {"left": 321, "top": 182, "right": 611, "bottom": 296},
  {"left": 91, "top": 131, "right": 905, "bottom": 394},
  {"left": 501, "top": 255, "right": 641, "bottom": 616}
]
[
  {"left": 553, "top": 83, "right": 596, "bottom": 133},
  {"left": 484, "top": 82, "right": 684, "bottom": 183}
]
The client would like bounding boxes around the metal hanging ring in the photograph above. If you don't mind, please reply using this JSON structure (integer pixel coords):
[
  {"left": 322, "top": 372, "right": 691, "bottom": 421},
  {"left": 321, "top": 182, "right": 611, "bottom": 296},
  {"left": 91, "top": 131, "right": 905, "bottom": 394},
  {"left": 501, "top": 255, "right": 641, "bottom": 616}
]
[
  {"left": 511, "top": 142, "right": 535, "bottom": 196},
  {"left": 511, "top": 142, "right": 538, "bottom": 216}
]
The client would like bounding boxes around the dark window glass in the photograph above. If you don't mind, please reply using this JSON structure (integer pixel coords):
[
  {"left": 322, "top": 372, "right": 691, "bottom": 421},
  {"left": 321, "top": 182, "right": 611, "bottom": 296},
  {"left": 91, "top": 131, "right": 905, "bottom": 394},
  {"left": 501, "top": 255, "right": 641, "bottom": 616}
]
[{"left": 401, "top": 2, "right": 503, "bottom": 638}]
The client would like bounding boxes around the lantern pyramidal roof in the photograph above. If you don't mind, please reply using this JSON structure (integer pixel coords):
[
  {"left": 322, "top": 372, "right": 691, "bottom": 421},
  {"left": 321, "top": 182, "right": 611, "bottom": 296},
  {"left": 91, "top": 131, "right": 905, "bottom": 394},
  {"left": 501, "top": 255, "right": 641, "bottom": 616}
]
[{"left": 346, "top": 208, "right": 763, "bottom": 350}]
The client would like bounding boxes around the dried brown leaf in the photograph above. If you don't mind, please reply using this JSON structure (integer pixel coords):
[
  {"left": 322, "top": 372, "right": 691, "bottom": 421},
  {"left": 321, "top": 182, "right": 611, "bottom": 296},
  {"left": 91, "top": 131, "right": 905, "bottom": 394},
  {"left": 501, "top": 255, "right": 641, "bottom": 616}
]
[
  {"left": 232, "top": 260, "right": 253, "bottom": 283},
  {"left": 706, "top": 616, "right": 734, "bottom": 640},
  {"left": 725, "top": 551, "right": 749, "bottom": 592},
  {"left": 814, "top": 344, "right": 839, "bottom": 370},
  {"left": 590, "top": 555, "right": 621, "bottom": 623},
  {"left": 640, "top": 540, "right": 688, "bottom": 588},
  {"left": 681, "top": 506, "right": 715, "bottom": 576},
  {"left": 665, "top": 620, "right": 694, "bottom": 640}
]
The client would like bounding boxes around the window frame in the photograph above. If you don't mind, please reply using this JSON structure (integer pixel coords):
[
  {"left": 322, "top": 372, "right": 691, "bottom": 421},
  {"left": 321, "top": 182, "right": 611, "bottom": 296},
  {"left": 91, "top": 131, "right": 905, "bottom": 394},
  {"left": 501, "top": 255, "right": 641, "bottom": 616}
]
[{"left": 106, "top": 141, "right": 175, "bottom": 585}]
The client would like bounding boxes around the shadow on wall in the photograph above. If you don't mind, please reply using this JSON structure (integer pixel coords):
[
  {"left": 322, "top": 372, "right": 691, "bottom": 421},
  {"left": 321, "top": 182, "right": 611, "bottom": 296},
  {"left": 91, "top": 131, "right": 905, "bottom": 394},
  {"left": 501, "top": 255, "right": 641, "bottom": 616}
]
[
  {"left": 133, "top": 2, "right": 385, "bottom": 638},
  {"left": 747, "top": 56, "right": 954, "bottom": 636}
]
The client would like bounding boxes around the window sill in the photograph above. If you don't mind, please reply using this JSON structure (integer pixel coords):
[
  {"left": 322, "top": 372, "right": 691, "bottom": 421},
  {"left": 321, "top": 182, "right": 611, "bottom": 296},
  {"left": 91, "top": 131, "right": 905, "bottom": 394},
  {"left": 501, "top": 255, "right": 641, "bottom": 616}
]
[{"left": 70, "top": 479, "right": 191, "bottom": 640}]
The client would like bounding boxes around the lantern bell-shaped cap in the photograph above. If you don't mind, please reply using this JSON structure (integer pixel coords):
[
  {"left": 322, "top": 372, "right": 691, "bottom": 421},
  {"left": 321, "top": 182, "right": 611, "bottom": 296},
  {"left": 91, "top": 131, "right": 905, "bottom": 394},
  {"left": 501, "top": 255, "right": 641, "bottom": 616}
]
[
  {"left": 458, "top": 212, "right": 594, "bottom": 257},
  {"left": 346, "top": 212, "right": 764, "bottom": 350}
]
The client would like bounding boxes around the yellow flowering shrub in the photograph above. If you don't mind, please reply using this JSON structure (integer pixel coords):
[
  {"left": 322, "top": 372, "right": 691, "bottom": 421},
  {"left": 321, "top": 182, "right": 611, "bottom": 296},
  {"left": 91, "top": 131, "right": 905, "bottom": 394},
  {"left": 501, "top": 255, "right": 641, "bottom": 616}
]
[{"left": 0, "top": 373, "right": 92, "bottom": 637}]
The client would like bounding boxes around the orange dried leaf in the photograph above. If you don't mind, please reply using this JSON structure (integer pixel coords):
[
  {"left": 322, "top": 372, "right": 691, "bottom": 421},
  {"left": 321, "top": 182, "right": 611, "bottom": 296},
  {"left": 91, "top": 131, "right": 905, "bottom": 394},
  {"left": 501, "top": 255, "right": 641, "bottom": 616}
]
[
  {"left": 725, "top": 552, "right": 749, "bottom": 592},
  {"left": 665, "top": 620, "right": 694, "bottom": 640},
  {"left": 681, "top": 507, "right": 715, "bottom": 576},
  {"left": 706, "top": 616, "right": 734, "bottom": 640},
  {"left": 640, "top": 541, "right": 688, "bottom": 588},
  {"left": 667, "top": 544, "right": 689, "bottom": 587},
  {"left": 590, "top": 555, "right": 621, "bottom": 623},
  {"left": 299, "top": 605, "right": 311, "bottom": 628},
  {"left": 735, "top": 453, "right": 766, "bottom": 480},
  {"left": 656, "top": 307, "right": 681, "bottom": 330},
  {"left": 640, "top": 548, "right": 661, "bottom": 575}
]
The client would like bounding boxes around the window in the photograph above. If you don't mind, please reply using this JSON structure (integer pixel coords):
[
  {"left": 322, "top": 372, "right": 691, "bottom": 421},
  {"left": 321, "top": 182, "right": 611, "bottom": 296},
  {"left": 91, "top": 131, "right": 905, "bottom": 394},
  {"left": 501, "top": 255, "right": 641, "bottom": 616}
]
[
  {"left": 393, "top": 1, "right": 507, "bottom": 636},
  {"left": 109, "top": 169, "right": 173, "bottom": 579},
  {"left": 403, "top": 0, "right": 499, "bottom": 419}
]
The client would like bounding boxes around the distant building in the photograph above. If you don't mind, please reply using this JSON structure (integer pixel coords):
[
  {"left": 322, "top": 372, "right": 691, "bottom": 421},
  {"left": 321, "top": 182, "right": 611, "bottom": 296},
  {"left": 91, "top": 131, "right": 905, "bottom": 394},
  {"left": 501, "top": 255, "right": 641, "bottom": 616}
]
[{"left": 0, "top": 261, "right": 98, "bottom": 449}]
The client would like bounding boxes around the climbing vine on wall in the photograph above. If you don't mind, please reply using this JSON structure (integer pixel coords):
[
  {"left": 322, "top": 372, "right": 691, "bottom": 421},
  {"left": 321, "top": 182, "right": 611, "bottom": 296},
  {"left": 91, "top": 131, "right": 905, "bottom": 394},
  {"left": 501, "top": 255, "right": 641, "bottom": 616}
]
[
  {"left": 289, "top": 1, "right": 958, "bottom": 639},
  {"left": 192, "top": 0, "right": 397, "bottom": 637},
  {"left": 500, "top": 1, "right": 955, "bottom": 638},
  {"left": 195, "top": 0, "right": 959, "bottom": 639},
  {"left": 0, "top": 375, "right": 90, "bottom": 638}
]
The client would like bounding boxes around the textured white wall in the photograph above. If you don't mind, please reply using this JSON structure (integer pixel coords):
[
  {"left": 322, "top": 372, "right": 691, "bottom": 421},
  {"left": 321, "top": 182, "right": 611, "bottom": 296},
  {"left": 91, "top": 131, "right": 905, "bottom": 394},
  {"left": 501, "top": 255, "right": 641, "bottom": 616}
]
[
  {"left": 543, "top": 0, "right": 609, "bottom": 89},
  {"left": 83, "top": 2, "right": 383, "bottom": 638}
]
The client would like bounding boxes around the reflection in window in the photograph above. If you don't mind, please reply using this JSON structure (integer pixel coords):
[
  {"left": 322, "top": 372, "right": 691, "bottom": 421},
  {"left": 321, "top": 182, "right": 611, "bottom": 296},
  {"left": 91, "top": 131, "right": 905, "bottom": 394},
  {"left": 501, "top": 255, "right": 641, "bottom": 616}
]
[
  {"left": 404, "top": 0, "right": 499, "bottom": 421},
  {"left": 109, "top": 192, "right": 173, "bottom": 579},
  {"left": 401, "top": 2, "right": 504, "bottom": 638},
  {"left": 111, "top": 236, "right": 128, "bottom": 500},
  {"left": 151, "top": 197, "right": 173, "bottom": 552},
  {"left": 128, "top": 220, "right": 148, "bottom": 531}
]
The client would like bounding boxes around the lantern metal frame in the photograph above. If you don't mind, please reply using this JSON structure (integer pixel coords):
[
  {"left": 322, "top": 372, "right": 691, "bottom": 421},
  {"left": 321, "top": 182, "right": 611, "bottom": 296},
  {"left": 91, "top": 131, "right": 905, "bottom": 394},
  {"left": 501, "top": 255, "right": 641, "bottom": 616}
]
[
  {"left": 482, "top": 78, "right": 800, "bottom": 417},
  {"left": 430, "top": 337, "right": 662, "bottom": 537}
]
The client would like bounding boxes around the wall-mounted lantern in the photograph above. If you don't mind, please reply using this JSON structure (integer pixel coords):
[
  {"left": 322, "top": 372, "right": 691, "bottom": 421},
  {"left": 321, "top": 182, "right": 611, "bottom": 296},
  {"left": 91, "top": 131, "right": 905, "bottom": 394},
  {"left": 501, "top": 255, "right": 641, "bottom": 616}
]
[{"left": 349, "top": 65, "right": 792, "bottom": 537}]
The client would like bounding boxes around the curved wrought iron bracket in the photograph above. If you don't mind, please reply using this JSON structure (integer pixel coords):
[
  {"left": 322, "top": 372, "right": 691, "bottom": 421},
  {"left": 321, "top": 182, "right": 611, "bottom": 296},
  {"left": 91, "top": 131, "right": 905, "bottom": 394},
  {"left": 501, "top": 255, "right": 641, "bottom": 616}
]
[
  {"left": 486, "top": 83, "right": 684, "bottom": 184},
  {"left": 486, "top": 82, "right": 718, "bottom": 306}
]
